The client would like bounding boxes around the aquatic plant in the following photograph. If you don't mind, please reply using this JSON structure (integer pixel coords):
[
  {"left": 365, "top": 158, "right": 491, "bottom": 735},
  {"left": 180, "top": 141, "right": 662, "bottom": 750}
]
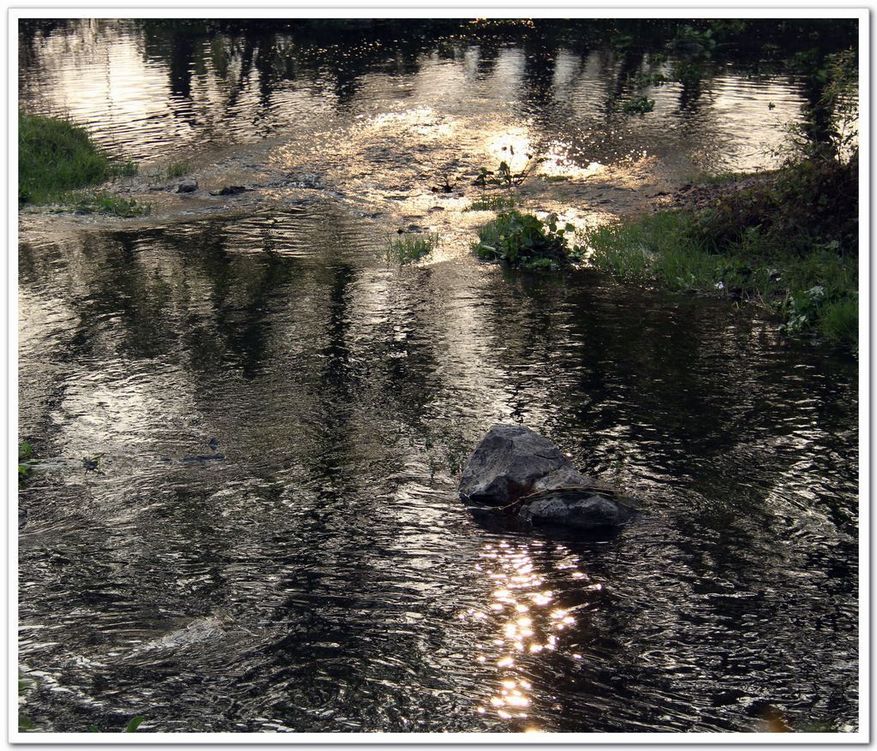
[
  {"left": 473, "top": 149, "right": 545, "bottom": 193},
  {"left": 622, "top": 96, "right": 655, "bottom": 115},
  {"left": 386, "top": 233, "right": 439, "bottom": 264},
  {"left": 19, "top": 113, "right": 136, "bottom": 204},
  {"left": 473, "top": 211, "right": 579, "bottom": 270}
]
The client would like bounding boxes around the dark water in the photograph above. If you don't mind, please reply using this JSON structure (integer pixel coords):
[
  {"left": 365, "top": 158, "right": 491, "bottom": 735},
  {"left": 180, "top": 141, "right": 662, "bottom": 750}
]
[{"left": 18, "top": 19, "right": 858, "bottom": 734}]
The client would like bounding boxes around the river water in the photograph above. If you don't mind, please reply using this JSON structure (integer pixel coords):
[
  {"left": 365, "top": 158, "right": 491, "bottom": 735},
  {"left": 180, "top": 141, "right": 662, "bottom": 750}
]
[{"left": 18, "top": 19, "right": 859, "bottom": 734}]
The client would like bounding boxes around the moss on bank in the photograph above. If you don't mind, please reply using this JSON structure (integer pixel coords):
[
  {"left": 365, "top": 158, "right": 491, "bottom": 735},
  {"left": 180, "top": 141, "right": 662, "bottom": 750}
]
[
  {"left": 584, "top": 159, "right": 858, "bottom": 347},
  {"left": 19, "top": 113, "right": 142, "bottom": 213}
]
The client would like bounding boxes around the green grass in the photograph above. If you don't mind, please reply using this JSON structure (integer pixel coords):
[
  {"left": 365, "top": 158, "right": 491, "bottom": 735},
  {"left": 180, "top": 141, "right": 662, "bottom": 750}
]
[
  {"left": 584, "top": 159, "right": 858, "bottom": 347},
  {"left": 465, "top": 193, "right": 518, "bottom": 211},
  {"left": 68, "top": 191, "right": 150, "bottom": 217},
  {"left": 19, "top": 113, "right": 137, "bottom": 205},
  {"left": 386, "top": 233, "right": 439, "bottom": 264},
  {"left": 473, "top": 210, "right": 580, "bottom": 270},
  {"left": 165, "top": 160, "right": 190, "bottom": 179}
]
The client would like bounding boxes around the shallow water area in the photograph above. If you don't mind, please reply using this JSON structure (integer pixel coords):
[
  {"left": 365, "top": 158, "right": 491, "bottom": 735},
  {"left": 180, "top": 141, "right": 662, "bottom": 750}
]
[{"left": 18, "top": 19, "right": 859, "bottom": 734}]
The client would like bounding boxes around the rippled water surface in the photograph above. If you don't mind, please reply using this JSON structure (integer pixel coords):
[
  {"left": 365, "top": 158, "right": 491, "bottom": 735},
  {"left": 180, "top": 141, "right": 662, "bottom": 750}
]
[{"left": 18, "top": 19, "right": 858, "bottom": 734}]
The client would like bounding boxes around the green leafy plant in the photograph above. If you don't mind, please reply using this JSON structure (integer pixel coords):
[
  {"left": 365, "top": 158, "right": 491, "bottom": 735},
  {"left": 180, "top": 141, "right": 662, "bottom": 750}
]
[
  {"left": 472, "top": 211, "right": 579, "bottom": 270},
  {"left": 125, "top": 716, "right": 145, "bottom": 732},
  {"left": 622, "top": 96, "right": 656, "bottom": 114}
]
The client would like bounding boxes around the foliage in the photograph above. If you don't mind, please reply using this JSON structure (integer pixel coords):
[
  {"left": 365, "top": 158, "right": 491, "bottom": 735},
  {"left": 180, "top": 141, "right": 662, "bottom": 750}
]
[
  {"left": 385, "top": 233, "right": 439, "bottom": 264},
  {"left": 19, "top": 114, "right": 135, "bottom": 204},
  {"left": 473, "top": 211, "right": 579, "bottom": 270},
  {"left": 583, "top": 159, "right": 858, "bottom": 347},
  {"left": 622, "top": 96, "right": 655, "bottom": 115},
  {"left": 784, "top": 47, "right": 858, "bottom": 164}
]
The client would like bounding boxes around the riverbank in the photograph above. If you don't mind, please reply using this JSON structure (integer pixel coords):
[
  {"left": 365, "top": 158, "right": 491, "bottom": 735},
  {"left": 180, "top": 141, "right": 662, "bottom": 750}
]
[{"left": 585, "top": 158, "right": 858, "bottom": 347}]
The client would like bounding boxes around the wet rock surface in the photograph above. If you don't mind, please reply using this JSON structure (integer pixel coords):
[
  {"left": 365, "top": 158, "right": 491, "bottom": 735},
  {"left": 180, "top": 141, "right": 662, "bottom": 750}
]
[
  {"left": 459, "top": 424, "right": 634, "bottom": 532},
  {"left": 459, "top": 424, "right": 574, "bottom": 506}
]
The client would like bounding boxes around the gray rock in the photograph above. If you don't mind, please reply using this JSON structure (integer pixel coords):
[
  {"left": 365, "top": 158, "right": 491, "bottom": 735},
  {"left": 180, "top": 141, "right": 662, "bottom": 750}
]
[
  {"left": 520, "top": 491, "right": 633, "bottom": 530},
  {"left": 531, "top": 464, "right": 594, "bottom": 493},
  {"left": 459, "top": 424, "right": 635, "bottom": 533},
  {"left": 176, "top": 178, "right": 198, "bottom": 193},
  {"left": 459, "top": 424, "right": 574, "bottom": 506}
]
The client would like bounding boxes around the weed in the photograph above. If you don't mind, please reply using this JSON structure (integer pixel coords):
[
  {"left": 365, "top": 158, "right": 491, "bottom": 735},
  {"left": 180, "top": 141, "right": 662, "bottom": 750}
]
[
  {"left": 165, "top": 160, "right": 190, "bottom": 179},
  {"left": 473, "top": 210, "right": 579, "bottom": 270},
  {"left": 70, "top": 192, "right": 150, "bottom": 217},
  {"left": 466, "top": 194, "right": 517, "bottom": 211},
  {"left": 473, "top": 150, "right": 545, "bottom": 192},
  {"left": 386, "top": 233, "right": 439, "bottom": 264}
]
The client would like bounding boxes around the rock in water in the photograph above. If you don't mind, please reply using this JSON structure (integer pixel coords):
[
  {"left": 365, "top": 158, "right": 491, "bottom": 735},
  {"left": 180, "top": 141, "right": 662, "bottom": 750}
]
[
  {"left": 176, "top": 178, "right": 198, "bottom": 193},
  {"left": 459, "top": 424, "right": 634, "bottom": 532},
  {"left": 519, "top": 489, "right": 633, "bottom": 530},
  {"left": 459, "top": 424, "right": 591, "bottom": 506}
]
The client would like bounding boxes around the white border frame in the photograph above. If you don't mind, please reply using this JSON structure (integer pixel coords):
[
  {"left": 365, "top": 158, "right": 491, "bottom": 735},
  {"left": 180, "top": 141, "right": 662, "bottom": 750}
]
[{"left": 4, "top": 6, "right": 870, "bottom": 746}]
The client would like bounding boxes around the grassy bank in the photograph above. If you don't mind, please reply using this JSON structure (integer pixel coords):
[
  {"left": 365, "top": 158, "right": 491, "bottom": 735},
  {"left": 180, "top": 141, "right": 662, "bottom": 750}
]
[
  {"left": 584, "top": 158, "right": 858, "bottom": 347},
  {"left": 19, "top": 113, "right": 143, "bottom": 214}
]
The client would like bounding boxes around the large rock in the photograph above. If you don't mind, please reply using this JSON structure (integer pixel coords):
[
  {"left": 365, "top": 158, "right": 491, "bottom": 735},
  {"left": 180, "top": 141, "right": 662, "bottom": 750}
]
[
  {"left": 459, "top": 424, "right": 579, "bottom": 506},
  {"left": 459, "top": 424, "right": 634, "bottom": 532}
]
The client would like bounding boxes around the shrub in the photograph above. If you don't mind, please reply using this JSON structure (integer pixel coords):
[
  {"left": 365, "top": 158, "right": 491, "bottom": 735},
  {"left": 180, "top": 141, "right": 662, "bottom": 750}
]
[{"left": 473, "top": 210, "right": 578, "bottom": 270}]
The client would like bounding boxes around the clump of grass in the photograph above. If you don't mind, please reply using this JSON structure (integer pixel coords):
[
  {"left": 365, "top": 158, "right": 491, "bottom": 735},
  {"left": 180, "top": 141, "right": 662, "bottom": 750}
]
[
  {"left": 19, "top": 113, "right": 136, "bottom": 204},
  {"left": 165, "top": 160, "right": 190, "bottom": 179},
  {"left": 584, "top": 158, "right": 858, "bottom": 347},
  {"left": 466, "top": 194, "right": 517, "bottom": 211},
  {"left": 386, "top": 233, "right": 439, "bottom": 264},
  {"left": 473, "top": 210, "right": 580, "bottom": 270},
  {"left": 69, "top": 191, "right": 150, "bottom": 217}
]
